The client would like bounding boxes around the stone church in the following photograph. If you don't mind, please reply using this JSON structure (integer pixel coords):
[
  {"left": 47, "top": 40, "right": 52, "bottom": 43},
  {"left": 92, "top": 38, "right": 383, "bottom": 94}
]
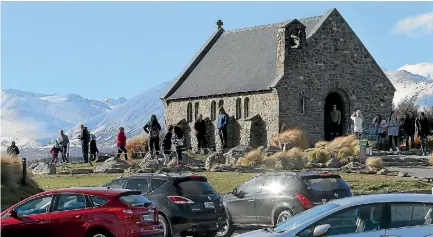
[{"left": 161, "top": 8, "right": 395, "bottom": 150}]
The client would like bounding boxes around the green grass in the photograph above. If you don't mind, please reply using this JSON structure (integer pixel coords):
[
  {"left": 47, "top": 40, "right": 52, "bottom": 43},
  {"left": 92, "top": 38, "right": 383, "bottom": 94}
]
[
  {"left": 33, "top": 172, "right": 432, "bottom": 195},
  {"left": 183, "top": 150, "right": 208, "bottom": 160}
]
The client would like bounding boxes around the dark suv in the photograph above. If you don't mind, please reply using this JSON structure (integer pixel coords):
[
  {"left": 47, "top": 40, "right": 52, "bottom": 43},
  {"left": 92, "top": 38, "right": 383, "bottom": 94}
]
[
  {"left": 102, "top": 172, "right": 226, "bottom": 237},
  {"left": 217, "top": 172, "right": 353, "bottom": 237}
]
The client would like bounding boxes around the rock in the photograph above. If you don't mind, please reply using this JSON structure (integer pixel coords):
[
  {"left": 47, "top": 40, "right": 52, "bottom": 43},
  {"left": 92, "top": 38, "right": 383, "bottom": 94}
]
[
  {"left": 70, "top": 169, "right": 93, "bottom": 175},
  {"left": 95, "top": 155, "right": 110, "bottom": 163},
  {"left": 365, "top": 167, "right": 379, "bottom": 174},
  {"left": 139, "top": 159, "right": 161, "bottom": 172},
  {"left": 305, "top": 161, "right": 314, "bottom": 169},
  {"left": 94, "top": 157, "right": 130, "bottom": 173},
  {"left": 377, "top": 168, "right": 388, "bottom": 175},
  {"left": 398, "top": 171, "right": 409, "bottom": 177},
  {"left": 325, "top": 158, "right": 341, "bottom": 168},
  {"left": 342, "top": 162, "right": 365, "bottom": 170},
  {"left": 32, "top": 163, "right": 52, "bottom": 175},
  {"left": 223, "top": 145, "right": 250, "bottom": 166},
  {"left": 205, "top": 152, "right": 225, "bottom": 171}
]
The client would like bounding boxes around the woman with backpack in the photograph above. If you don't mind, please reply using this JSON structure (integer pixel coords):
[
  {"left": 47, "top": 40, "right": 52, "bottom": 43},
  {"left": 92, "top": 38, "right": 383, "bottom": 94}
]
[
  {"left": 387, "top": 111, "right": 400, "bottom": 152},
  {"left": 372, "top": 114, "right": 388, "bottom": 150},
  {"left": 143, "top": 114, "right": 162, "bottom": 157}
]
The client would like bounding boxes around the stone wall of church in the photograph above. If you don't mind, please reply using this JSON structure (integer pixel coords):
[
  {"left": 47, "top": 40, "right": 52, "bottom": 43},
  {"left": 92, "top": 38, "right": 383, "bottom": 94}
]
[
  {"left": 163, "top": 91, "right": 279, "bottom": 151},
  {"left": 276, "top": 10, "right": 395, "bottom": 142}
]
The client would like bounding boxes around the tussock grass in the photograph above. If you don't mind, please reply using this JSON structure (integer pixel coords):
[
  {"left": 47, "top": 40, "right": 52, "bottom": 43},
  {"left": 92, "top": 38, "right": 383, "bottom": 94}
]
[
  {"left": 264, "top": 148, "right": 305, "bottom": 170},
  {"left": 337, "top": 146, "right": 354, "bottom": 159},
  {"left": 126, "top": 136, "right": 149, "bottom": 159},
  {"left": 271, "top": 128, "right": 310, "bottom": 149},
  {"left": 314, "top": 141, "right": 329, "bottom": 149},
  {"left": 239, "top": 147, "right": 265, "bottom": 166},
  {"left": 326, "top": 135, "right": 357, "bottom": 152},
  {"left": 312, "top": 149, "right": 331, "bottom": 163},
  {"left": 366, "top": 157, "right": 384, "bottom": 169},
  {"left": 167, "top": 159, "right": 177, "bottom": 168},
  {"left": 353, "top": 145, "right": 361, "bottom": 156}
]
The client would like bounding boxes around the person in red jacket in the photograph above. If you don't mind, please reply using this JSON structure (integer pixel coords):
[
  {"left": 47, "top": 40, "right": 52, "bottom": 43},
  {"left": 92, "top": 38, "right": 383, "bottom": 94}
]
[{"left": 116, "top": 127, "right": 128, "bottom": 160}]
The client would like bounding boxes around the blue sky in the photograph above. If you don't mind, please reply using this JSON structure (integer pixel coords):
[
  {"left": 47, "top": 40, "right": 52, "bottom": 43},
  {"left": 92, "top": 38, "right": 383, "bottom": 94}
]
[{"left": 2, "top": 1, "right": 433, "bottom": 100}]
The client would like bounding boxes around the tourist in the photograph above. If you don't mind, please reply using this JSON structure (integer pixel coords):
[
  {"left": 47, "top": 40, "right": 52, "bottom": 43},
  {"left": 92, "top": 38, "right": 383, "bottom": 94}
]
[
  {"left": 50, "top": 140, "right": 60, "bottom": 164},
  {"left": 6, "top": 141, "right": 20, "bottom": 157},
  {"left": 372, "top": 115, "right": 388, "bottom": 150},
  {"left": 58, "top": 129, "right": 70, "bottom": 163},
  {"left": 217, "top": 107, "right": 229, "bottom": 149},
  {"left": 89, "top": 134, "right": 99, "bottom": 162},
  {"left": 79, "top": 124, "right": 91, "bottom": 163},
  {"left": 116, "top": 127, "right": 128, "bottom": 160},
  {"left": 350, "top": 110, "right": 363, "bottom": 139},
  {"left": 162, "top": 125, "right": 173, "bottom": 165},
  {"left": 387, "top": 111, "right": 400, "bottom": 152},
  {"left": 194, "top": 114, "right": 207, "bottom": 152},
  {"left": 172, "top": 125, "right": 184, "bottom": 165},
  {"left": 403, "top": 111, "right": 416, "bottom": 150},
  {"left": 416, "top": 112, "right": 430, "bottom": 156},
  {"left": 143, "top": 114, "right": 162, "bottom": 157},
  {"left": 329, "top": 104, "right": 341, "bottom": 140}
]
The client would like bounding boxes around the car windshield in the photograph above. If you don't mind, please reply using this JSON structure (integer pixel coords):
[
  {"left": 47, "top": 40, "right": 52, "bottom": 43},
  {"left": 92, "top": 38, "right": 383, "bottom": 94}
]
[{"left": 273, "top": 202, "right": 340, "bottom": 233}]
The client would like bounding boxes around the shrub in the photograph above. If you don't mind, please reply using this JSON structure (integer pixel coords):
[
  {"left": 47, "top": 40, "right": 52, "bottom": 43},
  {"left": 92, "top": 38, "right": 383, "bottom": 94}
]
[
  {"left": 312, "top": 149, "right": 331, "bottom": 163},
  {"left": 353, "top": 145, "right": 361, "bottom": 156},
  {"left": 337, "top": 146, "right": 354, "bottom": 159},
  {"left": 239, "top": 147, "right": 265, "bottom": 166},
  {"left": 1, "top": 155, "right": 43, "bottom": 206},
  {"left": 308, "top": 149, "right": 317, "bottom": 161},
  {"left": 126, "top": 136, "right": 149, "bottom": 159},
  {"left": 314, "top": 141, "right": 329, "bottom": 149},
  {"left": 350, "top": 139, "right": 360, "bottom": 148},
  {"left": 271, "top": 128, "right": 310, "bottom": 149},
  {"left": 264, "top": 149, "right": 305, "bottom": 170},
  {"left": 366, "top": 157, "right": 384, "bottom": 169},
  {"left": 326, "top": 135, "right": 357, "bottom": 152}
]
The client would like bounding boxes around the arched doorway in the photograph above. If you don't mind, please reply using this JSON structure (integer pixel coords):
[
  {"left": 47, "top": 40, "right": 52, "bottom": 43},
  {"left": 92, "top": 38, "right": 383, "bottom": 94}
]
[{"left": 324, "top": 92, "right": 345, "bottom": 141}]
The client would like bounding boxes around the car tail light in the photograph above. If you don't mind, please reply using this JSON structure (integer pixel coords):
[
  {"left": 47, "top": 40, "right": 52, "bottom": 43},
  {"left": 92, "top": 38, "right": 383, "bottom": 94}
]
[
  {"left": 320, "top": 173, "right": 332, "bottom": 176},
  {"left": 296, "top": 194, "right": 313, "bottom": 209},
  {"left": 111, "top": 208, "right": 134, "bottom": 220},
  {"left": 167, "top": 196, "right": 194, "bottom": 204}
]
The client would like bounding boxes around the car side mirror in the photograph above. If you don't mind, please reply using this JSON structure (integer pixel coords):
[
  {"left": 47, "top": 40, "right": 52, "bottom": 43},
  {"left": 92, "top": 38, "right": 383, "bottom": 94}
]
[
  {"left": 236, "top": 190, "right": 246, "bottom": 198},
  {"left": 10, "top": 209, "right": 18, "bottom": 218},
  {"left": 313, "top": 224, "right": 331, "bottom": 237}
]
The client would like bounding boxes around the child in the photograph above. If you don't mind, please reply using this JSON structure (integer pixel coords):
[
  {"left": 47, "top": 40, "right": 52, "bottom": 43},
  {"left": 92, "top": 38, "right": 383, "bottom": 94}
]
[
  {"left": 50, "top": 141, "right": 61, "bottom": 164},
  {"left": 89, "top": 134, "right": 99, "bottom": 163},
  {"left": 162, "top": 125, "right": 173, "bottom": 165}
]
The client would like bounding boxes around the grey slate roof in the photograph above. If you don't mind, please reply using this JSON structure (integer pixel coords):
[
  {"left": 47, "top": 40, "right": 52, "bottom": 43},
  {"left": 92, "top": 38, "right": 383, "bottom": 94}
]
[{"left": 164, "top": 14, "right": 325, "bottom": 100}]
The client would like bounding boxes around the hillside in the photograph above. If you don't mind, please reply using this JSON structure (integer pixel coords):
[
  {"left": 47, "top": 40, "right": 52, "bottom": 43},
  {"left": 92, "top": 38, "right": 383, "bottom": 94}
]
[{"left": 398, "top": 62, "right": 433, "bottom": 79}]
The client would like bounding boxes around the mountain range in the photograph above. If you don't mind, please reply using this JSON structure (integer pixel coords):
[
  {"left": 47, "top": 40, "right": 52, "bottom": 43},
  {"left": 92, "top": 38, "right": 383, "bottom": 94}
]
[{"left": 1, "top": 63, "right": 432, "bottom": 153}]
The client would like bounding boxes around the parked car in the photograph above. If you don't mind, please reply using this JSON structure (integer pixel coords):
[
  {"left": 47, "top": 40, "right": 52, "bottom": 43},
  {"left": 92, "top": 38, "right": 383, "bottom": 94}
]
[
  {"left": 236, "top": 193, "right": 433, "bottom": 237},
  {"left": 1, "top": 187, "right": 163, "bottom": 237},
  {"left": 217, "top": 172, "right": 353, "bottom": 237},
  {"left": 102, "top": 172, "right": 226, "bottom": 237}
]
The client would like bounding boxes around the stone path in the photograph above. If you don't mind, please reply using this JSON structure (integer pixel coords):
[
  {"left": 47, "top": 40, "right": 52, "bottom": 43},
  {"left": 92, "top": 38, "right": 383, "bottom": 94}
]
[{"left": 387, "top": 166, "right": 433, "bottom": 179}]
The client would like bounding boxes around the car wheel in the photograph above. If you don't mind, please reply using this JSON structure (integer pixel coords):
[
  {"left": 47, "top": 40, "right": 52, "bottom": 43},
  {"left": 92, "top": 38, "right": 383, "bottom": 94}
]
[
  {"left": 159, "top": 214, "right": 172, "bottom": 237},
  {"left": 216, "top": 215, "right": 235, "bottom": 237},
  {"left": 276, "top": 210, "right": 293, "bottom": 225},
  {"left": 205, "top": 230, "right": 218, "bottom": 237},
  {"left": 86, "top": 230, "right": 113, "bottom": 237}
]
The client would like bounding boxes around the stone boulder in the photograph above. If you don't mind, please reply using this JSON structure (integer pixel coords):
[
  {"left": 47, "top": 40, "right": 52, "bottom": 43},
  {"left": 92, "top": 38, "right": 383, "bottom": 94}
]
[
  {"left": 139, "top": 159, "right": 162, "bottom": 172},
  {"left": 377, "top": 168, "right": 388, "bottom": 175},
  {"left": 95, "top": 155, "right": 110, "bottom": 163},
  {"left": 223, "top": 145, "right": 250, "bottom": 165},
  {"left": 205, "top": 152, "right": 225, "bottom": 171},
  {"left": 70, "top": 169, "right": 93, "bottom": 175},
  {"left": 398, "top": 171, "right": 409, "bottom": 177},
  {"left": 32, "top": 163, "right": 56, "bottom": 175},
  {"left": 94, "top": 157, "right": 130, "bottom": 173},
  {"left": 342, "top": 162, "right": 365, "bottom": 170},
  {"left": 326, "top": 158, "right": 341, "bottom": 168}
]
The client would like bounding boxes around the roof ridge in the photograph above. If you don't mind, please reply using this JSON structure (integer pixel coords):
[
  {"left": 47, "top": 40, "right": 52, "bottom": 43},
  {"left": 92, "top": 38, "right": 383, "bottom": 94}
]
[{"left": 224, "top": 15, "right": 322, "bottom": 34}]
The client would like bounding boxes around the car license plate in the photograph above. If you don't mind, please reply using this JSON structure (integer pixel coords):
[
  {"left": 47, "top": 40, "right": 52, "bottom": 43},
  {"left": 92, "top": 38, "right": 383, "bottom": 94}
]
[
  {"left": 142, "top": 214, "right": 153, "bottom": 221},
  {"left": 204, "top": 202, "right": 215, "bottom": 209}
]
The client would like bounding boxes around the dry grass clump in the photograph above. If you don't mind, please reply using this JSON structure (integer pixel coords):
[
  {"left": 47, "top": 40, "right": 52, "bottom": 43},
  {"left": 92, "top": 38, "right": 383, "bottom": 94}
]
[
  {"left": 353, "top": 145, "right": 361, "bottom": 156},
  {"left": 239, "top": 147, "right": 265, "bottom": 166},
  {"left": 167, "top": 159, "right": 178, "bottom": 168},
  {"left": 1, "top": 155, "right": 43, "bottom": 206},
  {"left": 337, "top": 146, "right": 354, "bottom": 159},
  {"left": 326, "top": 135, "right": 357, "bottom": 152},
  {"left": 315, "top": 141, "right": 329, "bottom": 149},
  {"left": 366, "top": 157, "right": 384, "bottom": 169},
  {"left": 126, "top": 136, "right": 149, "bottom": 159},
  {"left": 271, "top": 128, "right": 310, "bottom": 149},
  {"left": 311, "top": 149, "right": 331, "bottom": 163},
  {"left": 264, "top": 148, "right": 305, "bottom": 170}
]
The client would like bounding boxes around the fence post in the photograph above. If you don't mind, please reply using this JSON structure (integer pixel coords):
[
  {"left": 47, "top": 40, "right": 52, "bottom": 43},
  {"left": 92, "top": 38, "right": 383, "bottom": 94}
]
[{"left": 22, "top": 157, "right": 27, "bottom": 185}]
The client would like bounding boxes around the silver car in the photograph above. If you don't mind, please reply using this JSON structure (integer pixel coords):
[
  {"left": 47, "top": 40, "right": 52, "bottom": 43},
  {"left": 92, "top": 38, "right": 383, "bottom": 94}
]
[{"left": 236, "top": 193, "right": 433, "bottom": 237}]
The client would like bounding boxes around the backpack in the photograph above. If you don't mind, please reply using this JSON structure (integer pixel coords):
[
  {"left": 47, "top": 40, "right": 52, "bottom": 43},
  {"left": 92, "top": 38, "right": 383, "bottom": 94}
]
[{"left": 149, "top": 125, "right": 159, "bottom": 139}]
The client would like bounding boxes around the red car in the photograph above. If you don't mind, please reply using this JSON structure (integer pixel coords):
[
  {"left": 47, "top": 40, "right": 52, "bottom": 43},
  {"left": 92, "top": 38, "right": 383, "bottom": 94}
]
[{"left": 1, "top": 187, "right": 164, "bottom": 237}]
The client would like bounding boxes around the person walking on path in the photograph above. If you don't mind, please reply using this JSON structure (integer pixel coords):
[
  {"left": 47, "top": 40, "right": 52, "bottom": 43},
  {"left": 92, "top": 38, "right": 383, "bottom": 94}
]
[
  {"left": 7, "top": 141, "right": 20, "bottom": 157},
  {"left": 217, "top": 107, "right": 229, "bottom": 149},
  {"left": 351, "top": 110, "right": 363, "bottom": 139},
  {"left": 387, "top": 111, "right": 400, "bottom": 152},
  {"left": 78, "top": 124, "right": 91, "bottom": 163},
  {"left": 172, "top": 125, "right": 184, "bottom": 165},
  {"left": 416, "top": 112, "right": 430, "bottom": 156},
  {"left": 329, "top": 104, "right": 342, "bottom": 140},
  {"left": 372, "top": 115, "right": 388, "bottom": 150},
  {"left": 116, "top": 127, "right": 128, "bottom": 160},
  {"left": 89, "top": 134, "right": 99, "bottom": 162},
  {"left": 58, "top": 129, "right": 70, "bottom": 163},
  {"left": 50, "top": 140, "right": 61, "bottom": 164},
  {"left": 403, "top": 111, "right": 416, "bottom": 150},
  {"left": 143, "top": 115, "right": 162, "bottom": 157},
  {"left": 194, "top": 114, "right": 207, "bottom": 152},
  {"left": 162, "top": 125, "right": 173, "bottom": 165}
]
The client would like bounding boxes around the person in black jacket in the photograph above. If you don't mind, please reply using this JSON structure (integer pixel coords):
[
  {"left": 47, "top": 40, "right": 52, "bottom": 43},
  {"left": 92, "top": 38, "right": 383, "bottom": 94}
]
[
  {"left": 162, "top": 125, "right": 173, "bottom": 165},
  {"left": 79, "top": 124, "right": 90, "bottom": 163},
  {"left": 416, "top": 112, "right": 430, "bottom": 156},
  {"left": 7, "top": 141, "right": 20, "bottom": 157},
  {"left": 172, "top": 126, "right": 184, "bottom": 164},
  {"left": 89, "top": 134, "right": 99, "bottom": 162},
  {"left": 143, "top": 115, "right": 162, "bottom": 157},
  {"left": 194, "top": 114, "right": 207, "bottom": 152},
  {"left": 403, "top": 111, "right": 416, "bottom": 150}
]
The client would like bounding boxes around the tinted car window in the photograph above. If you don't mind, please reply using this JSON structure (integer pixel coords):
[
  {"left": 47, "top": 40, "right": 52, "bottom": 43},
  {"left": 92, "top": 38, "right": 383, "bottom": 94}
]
[
  {"left": 390, "top": 203, "right": 433, "bottom": 228},
  {"left": 150, "top": 179, "right": 167, "bottom": 192},
  {"left": 238, "top": 176, "right": 265, "bottom": 194},
  {"left": 126, "top": 179, "right": 149, "bottom": 193},
  {"left": 119, "top": 194, "right": 152, "bottom": 207},
  {"left": 55, "top": 194, "right": 87, "bottom": 211},
  {"left": 89, "top": 196, "right": 108, "bottom": 207},
  {"left": 304, "top": 177, "right": 349, "bottom": 191},
  {"left": 262, "top": 175, "right": 298, "bottom": 193},
  {"left": 177, "top": 181, "right": 215, "bottom": 195},
  {"left": 15, "top": 195, "right": 53, "bottom": 217},
  {"left": 104, "top": 179, "right": 126, "bottom": 189}
]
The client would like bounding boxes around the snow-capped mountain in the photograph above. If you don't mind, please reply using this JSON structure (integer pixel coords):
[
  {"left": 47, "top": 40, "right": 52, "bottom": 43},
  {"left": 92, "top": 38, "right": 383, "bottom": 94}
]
[
  {"left": 102, "top": 97, "right": 127, "bottom": 109},
  {"left": 1, "top": 89, "right": 113, "bottom": 149},
  {"left": 398, "top": 62, "right": 433, "bottom": 79},
  {"left": 67, "top": 80, "right": 173, "bottom": 147}
]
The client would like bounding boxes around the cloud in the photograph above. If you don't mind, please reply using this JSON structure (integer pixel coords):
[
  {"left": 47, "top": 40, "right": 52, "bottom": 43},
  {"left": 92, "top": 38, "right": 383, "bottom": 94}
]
[{"left": 393, "top": 11, "right": 433, "bottom": 37}]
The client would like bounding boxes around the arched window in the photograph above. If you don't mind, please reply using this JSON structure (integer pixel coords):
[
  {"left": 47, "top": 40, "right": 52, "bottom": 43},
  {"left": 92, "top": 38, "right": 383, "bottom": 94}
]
[
  {"left": 244, "top": 97, "right": 250, "bottom": 118},
  {"left": 194, "top": 102, "right": 199, "bottom": 121},
  {"left": 187, "top": 102, "right": 193, "bottom": 122},
  {"left": 211, "top": 101, "right": 216, "bottom": 121},
  {"left": 218, "top": 100, "right": 224, "bottom": 109},
  {"left": 235, "top": 98, "right": 242, "bottom": 119}
]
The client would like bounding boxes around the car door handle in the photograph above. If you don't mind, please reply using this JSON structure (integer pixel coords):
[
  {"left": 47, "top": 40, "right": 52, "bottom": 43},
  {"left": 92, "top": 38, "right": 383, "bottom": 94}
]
[
  {"left": 248, "top": 199, "right": 255, "bottom": 202},
  {"left": 75, "top": 215, "right": 83, "bottom": 219}
]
